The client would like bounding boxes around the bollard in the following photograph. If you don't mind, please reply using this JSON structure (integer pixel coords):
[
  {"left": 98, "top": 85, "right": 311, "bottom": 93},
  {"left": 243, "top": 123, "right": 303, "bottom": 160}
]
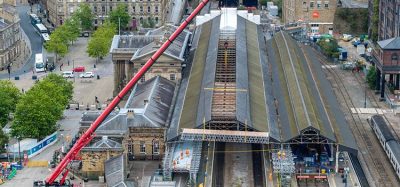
[{"left": 97, "top": 75, "right": 100, "bottom": 79}]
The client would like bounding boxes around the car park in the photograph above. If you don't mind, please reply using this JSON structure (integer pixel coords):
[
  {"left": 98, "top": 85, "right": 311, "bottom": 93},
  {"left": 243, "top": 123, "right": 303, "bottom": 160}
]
[
  {"left": 79, "top": 72, "right": 94, "bottom": 78},
  {"left": 62, "top": 71, "right": 74, "bottom": 78}
]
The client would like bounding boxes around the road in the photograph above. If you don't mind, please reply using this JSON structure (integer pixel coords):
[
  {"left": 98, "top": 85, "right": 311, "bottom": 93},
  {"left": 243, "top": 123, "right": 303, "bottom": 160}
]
[{"left": 0, "top": 4, "right": 43, "bottom": 79}]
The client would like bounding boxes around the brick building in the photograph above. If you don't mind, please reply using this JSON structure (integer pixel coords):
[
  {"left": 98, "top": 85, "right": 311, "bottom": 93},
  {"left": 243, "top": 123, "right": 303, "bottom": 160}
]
[
  {"left": 377, "top": 0, "right": 400, "bottom": 40},
  {"left": 372, "top": 37, "right": 400, "bottom": 100},
  {"left": 79, "top": 76, "right": 176, "bottom": 179},
  {"left": 44, "top": 0, "right": 166, "bottom": 28},
  {"left": 110, "top": 25, "right": 191, "bottom": 96},
  {"left": 0, "top": 0, "right": 22, "bottom": 70},
  {"left": 282, "top": 0, "right": 337, "bottom": 34}
]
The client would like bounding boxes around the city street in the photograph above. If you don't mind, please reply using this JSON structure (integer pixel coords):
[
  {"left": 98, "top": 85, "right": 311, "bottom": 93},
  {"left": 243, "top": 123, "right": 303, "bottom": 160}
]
[{"left": 0, "top": 4, "right": 43, "bottom": 79}]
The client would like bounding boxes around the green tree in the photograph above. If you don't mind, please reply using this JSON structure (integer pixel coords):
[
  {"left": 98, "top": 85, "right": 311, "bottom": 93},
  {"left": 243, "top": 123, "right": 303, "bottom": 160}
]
[
  {"left": 108, "top": 4, "right": 130, "bottom": 29},
  {"left": 148, "top": 17, "right": 155, "bottom": 28},
  {"left": 0, "top": 81, "right": 20, "bottom": 127},
  {"left": 45, "top": 74, "right": 73, "bottom": 102},
  {"left": 87, "top": 21, "right": 116, "bottom": 63},
  {"left": 72, "top": 3, "right": 94, "bottom": 31},
  {"left": 11, "top": 74, "right": 73, "bottom": 140},
  {"left": 371, "top": 0, "right": 379, "bottom": 42},
  {"left": 366, "top": 66, "right": 377, "bottom": 89},
  {"left": 63, "top": 18, "right": 81, "bottom": 45},
  {"left": 317, "top": 38, "right": 340, "bottom": 58},
  {"left": 45, "top": 31, "right": 68, "bottom": 63}
]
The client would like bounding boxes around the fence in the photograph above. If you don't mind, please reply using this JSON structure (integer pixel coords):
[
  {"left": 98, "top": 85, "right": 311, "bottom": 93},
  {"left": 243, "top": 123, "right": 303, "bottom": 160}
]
[{"left": 26, "top": 132, "right": 58, "bottom": 158}]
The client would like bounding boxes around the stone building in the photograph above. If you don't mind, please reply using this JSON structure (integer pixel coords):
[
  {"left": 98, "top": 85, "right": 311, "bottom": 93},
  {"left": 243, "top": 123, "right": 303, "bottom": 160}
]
[
  {"left": 80, "top": 136, "right": 124, "bottom": 179},
  {"left": 282, "top": 0, "right": 337, "bottom": 34},
  {"left": 377, "top": 0, "right": 400, "bottom": 40},
  {"left": 110, "top": 25, "right": 191, "bottom": 96},
  {"left": 80, "top": 76, "right": 176, "bottom": 179},
  {"left": 45, "top": 0, "right": 167, "bottom": 28},
  {"left": 372, "top": 37, "right": 400, "bottom": 100},
  {"left": 0, "top": 0, "right": 22, "bottom": 70}
]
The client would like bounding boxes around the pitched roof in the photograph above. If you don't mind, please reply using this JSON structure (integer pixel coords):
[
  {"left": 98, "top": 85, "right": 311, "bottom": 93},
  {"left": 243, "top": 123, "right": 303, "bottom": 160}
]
[
  {"left": 132, "top": 25, "right": 191, "bottom": 61},
  {"left": 83, "top": 137, "right": 123, "bottom": 151},
  {"left": 105, "top": 154, "right": 134, "bottom": 187},
  {"left": 95, "top": 76, "right": 176, "bottom": 134},
  {"left": 378, "top": 37, "right": 400, "bottom": 49}
]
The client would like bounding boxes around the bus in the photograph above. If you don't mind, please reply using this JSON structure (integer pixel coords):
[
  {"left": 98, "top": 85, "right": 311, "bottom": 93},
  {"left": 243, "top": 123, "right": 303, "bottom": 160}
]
[
  {"left": 35, "top": 53, "right": 45, "bottom": 73},
  {"left": 35, "top": 23, "right": 48, "bottom": 34},
  {"left": 29, "top": 14, "right": 41, "bottom": 25},
  {"left": 41, "top": 33, "right": 50, "bottom": 43}
]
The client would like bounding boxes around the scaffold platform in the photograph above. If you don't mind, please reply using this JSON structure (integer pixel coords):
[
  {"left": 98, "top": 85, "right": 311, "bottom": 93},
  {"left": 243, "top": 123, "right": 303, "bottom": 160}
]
[{"left": 181, "top": 128, "right": 269, "bottom": 144}]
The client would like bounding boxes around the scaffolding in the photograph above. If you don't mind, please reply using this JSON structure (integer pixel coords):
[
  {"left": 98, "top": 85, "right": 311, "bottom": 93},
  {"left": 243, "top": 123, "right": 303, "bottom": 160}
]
[
  {"left": 211, "top": 31, "right": 237, "bottom": 120},
  {"left": 181, "top": 128, "right": 269, "bottom": 144}
]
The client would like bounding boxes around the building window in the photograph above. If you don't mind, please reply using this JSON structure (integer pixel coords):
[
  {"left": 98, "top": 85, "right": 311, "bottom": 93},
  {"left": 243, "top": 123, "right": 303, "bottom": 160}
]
[
  {"left": 147, "top": 6, "right": 151, "bottom": 13},
  {"left": 155, "top": 6, "right": 158, "bottom": 13},
  {"left": 317, "top": 1, "right": 321, "bottom": 8},
  {"left": 392, "top": 53, "right": 399, "bottom": 65},
  {"left": 155, "top": 17, "right": 158, "bottom": 24},
  {"left": 94, "top": 6, "right": 97, "bottom": 12},
  {"left": 140, "top": 6, "right": 143, "bottom": 12},
  {"left": 140, "top": 141, "right": 146, "bottom": 153},
  {"left": 127, "top": 141, "right": 133, "bottom": 154},
  {"left": 153, "top": 140, "right": 159, "bottom": 154},
  {"left": 310, "top": 1, "right": 314, "bottom": 8},
  {"left": 133, "top": 6, "right": 135, "bottom": 13},
  {"left": 102, "top": 6, "right": 105, "bottom": 12},
  {"left": 302, "top": 2, "right": 307, "bottom": 9},
  {"left": 110, "top": 6, "right": 113, "bottom": 11},
  {"left": 324, "top": 1, "right": 329, "bottom": 8},
  {"left": 170, "top": 74, "right": 175, "bottom": 81},
  {"left": 140, "top": 74, "right": 146, "bottom": 82}
]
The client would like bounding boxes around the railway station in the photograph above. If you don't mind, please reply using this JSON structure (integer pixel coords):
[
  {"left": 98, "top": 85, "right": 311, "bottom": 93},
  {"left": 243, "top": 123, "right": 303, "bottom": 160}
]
[{"left": 162, "top": 8, "right": 358, "bottom": 186}]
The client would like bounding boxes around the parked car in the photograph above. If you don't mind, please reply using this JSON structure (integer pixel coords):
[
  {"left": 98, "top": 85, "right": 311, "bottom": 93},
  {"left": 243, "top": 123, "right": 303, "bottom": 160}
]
[
  {"left": 62, "top": 71, "right": 74, "bottom": 78},
  {"left": 79, "top": 72, "right": 94, "bottom": 78},
  {"left": 73, "top": 66, "right": 85, "bottom": 72}
]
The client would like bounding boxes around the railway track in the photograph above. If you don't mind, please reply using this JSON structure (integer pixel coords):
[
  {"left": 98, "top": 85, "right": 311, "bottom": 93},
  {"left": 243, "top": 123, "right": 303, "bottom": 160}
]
[{"left": 306, "top": 45, "right": 398, "bottom": 187}]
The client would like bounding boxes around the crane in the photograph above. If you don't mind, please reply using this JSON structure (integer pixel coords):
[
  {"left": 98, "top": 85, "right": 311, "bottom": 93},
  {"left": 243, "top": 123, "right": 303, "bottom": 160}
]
[{"left": 33, "top": 0, "right": 210, "bottom": 186}]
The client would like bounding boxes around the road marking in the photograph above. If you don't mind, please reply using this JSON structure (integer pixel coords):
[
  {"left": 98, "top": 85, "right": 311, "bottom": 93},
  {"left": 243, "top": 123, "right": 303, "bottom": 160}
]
[{"left": 322, "top": 65, "right": 338, "bottom": 69}]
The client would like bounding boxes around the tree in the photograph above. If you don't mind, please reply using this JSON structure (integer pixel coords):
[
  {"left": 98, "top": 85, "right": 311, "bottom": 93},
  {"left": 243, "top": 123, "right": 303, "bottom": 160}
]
[
  {"left": 108, "top": 4, "right": 130, "bottom": 29},
  {"left": 0, "top": 81, "right": 20, "bottom": 127},
  {"left": 87, "top": 21, "right": 116, "bottom": 63},
  {"left": 317, "top": 38, "right": 339, "bottom": 58},
  {"left": 11, "top": 74, "right": 73, "bottom": 140},
  {"left": 72, "top": 3, "right": 94, "bottom": 31},
  {"left": 371, "top": 0, "right": 379, "bottom": 42},
  {"left": 366, "top": 66, "right": 377, "bottom": 89},
  {"left": 148, "top": 17, "right": 155, "bottom": 28},
  {"left": 45, "top": 31, "right": 68, "bottom": 63},
  {"left": 63, "top": 18, "right": 80, "bottom": 45}
]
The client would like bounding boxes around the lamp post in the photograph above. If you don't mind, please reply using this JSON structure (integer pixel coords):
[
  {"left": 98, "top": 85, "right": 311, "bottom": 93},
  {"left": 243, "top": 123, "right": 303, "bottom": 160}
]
[
  {"left": 17, "top": 136, "right": 21, "bottom": 165},
  {"left": 364, "top": 84, "right": 367, "bottom": 108},
  {"left": 4, "top": 144, "right": 9, "bottom": 162}
]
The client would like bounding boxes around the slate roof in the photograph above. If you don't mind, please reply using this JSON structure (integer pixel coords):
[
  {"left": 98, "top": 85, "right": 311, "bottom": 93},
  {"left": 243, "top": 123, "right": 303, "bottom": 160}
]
[
  {"left": 105, "top": 154, "right": 134, "bottom": 187},
  {"left": 132, "top": 25, "right": 191, "bottom": 61},
  {"left": 378, "top": 37, "right": 400, "bottom": 50},
  {"left": 94, "top": 76, "right": 176, "bottom": 135},
  {"left": 82, "top": 137, "right": 123, "bottom": 151}
]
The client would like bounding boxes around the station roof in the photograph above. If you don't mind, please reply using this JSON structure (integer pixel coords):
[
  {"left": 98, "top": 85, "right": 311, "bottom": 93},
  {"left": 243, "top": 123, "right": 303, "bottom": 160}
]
[
  {"left": 166, "top": 9, "right": 356, "bottom": 153},
  {"left": 167, "top": 13, "right": 278, "bottom": 141},
  {"left": 94, "top": 76, "right": 176, "bottom": 136}
]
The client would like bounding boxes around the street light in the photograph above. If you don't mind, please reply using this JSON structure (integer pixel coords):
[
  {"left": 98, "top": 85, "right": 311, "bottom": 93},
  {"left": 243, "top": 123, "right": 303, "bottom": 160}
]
[{"left": 364, "top": 84, "right": 367, "bottom": 108}]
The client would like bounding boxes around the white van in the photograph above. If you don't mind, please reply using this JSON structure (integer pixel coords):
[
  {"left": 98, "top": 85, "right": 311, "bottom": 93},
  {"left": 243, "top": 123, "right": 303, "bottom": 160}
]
[{"left": 35, "top": 53, "right": 45, "bottom": 73}]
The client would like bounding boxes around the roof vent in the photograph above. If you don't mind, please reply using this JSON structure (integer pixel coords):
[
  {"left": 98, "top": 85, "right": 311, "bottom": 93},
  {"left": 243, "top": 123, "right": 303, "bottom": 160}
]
[
  {"left": 144, "top": 99, "right": 149, "bottom": 105},
  {"left": 102, "top": 136, "right": 108, "bottom": 141}
]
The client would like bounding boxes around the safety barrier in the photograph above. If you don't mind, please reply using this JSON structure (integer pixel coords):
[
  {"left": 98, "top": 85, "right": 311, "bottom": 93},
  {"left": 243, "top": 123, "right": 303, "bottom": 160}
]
[{"left": 27, "top": 161, "right": 49, "bottom": 167}]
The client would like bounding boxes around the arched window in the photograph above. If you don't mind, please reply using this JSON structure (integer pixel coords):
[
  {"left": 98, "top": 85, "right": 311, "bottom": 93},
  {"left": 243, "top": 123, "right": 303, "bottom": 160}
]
[{"left": 391, "top": 53, "right": 398, "bottom": 65}]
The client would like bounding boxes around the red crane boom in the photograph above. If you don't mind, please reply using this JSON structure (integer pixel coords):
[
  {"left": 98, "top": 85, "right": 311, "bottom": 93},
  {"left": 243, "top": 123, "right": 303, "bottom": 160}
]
[{"left": 43, "top": 0, "right": 209, "bottom": 185}]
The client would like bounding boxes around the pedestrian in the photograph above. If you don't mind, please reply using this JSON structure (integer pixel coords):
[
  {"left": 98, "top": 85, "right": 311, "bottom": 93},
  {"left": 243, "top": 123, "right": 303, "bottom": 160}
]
[
  {"left": 68, "top": 60, "right": 70, "bottom": 66},
  {"left": 22, "top": 88, "right": 24, "bottom": 93},
  {"left": 60, "top": 63, "right": 63, "bottom": 71}
]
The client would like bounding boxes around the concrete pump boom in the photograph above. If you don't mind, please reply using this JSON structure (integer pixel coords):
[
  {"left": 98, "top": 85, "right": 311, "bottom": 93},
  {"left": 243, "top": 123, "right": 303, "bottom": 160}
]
[{"left": 43, "top": 0, "right": 209, "bottom": 185}]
